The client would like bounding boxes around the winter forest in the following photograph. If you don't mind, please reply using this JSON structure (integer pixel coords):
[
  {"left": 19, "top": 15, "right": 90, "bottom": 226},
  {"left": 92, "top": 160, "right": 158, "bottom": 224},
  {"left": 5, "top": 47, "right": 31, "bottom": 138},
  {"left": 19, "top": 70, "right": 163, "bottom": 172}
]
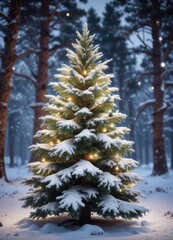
[{"left": 0, "top": 0, "right": 173, "bottom": 240}]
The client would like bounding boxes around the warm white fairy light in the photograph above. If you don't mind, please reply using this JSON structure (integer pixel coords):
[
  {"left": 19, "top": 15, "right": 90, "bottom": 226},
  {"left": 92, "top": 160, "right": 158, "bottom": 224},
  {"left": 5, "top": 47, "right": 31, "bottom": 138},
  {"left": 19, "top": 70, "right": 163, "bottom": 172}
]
[
  {"left": 83, "top": 70, "right": 87, "bottom": 76},
  {"left": 68, "top": 97, "right": 72, "bottom": 101},
  {"left": 110, "top": 123, "right": 114, "bottom": 128},
  {"left": 94, "top": 153, "right": 98, "bottom": 158},
  {"left": 57, "top": 139, "right": 60, "bottom": 144},
  {"left": 130, "top": 183, "right": 136, "bottom": 187},
  {"left": 102, "top": 127, "right": 107, "bottom": 133},
  {"left": 119, "top": 189, "right": 122, "bottom": 192},
  {"left": 115, "top": 166, "right": 119, "bottom": 171},
  {"left": 42, "top": 158, "right": 46, "bottom": 163},
  {"left": 138, "top": 81, "right": 141, "bottom": 86},
  {"left": 89, "top": 154, "right": 94, "bottom": 160},
  {"left": 66, "top": 12, "right": 70, "bottom": 16},
  {"left": 50, "top": 141, "right": 54, "bottom": 146}
]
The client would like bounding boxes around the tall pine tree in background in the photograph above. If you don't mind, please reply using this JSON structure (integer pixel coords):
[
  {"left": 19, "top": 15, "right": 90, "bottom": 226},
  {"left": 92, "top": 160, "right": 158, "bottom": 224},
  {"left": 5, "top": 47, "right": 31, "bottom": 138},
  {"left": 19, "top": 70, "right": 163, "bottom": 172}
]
[{"left": 22, "top": 24, "right": 148, "bottom": 225}]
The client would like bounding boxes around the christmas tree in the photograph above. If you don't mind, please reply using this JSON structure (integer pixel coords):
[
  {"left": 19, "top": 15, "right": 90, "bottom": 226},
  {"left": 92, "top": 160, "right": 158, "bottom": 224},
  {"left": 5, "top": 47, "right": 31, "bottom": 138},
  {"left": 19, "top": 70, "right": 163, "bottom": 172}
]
[{"left": 22, "top": 24, "right": 148, "bottom": 225}]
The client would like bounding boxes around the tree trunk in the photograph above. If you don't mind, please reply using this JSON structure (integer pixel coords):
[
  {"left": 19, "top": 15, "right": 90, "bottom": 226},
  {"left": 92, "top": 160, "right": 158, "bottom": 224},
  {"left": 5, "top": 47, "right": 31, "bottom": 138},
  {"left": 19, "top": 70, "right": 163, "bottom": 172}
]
[
  {"left": 79, "top": 203, "right": 91, "bottom": 225},
  {"left": 0, "top": 0, "right": 21, "bottom": 179},
  {"left": 30, "top": 0, "right": 49, "bottom": 162},
  {"left": 151, "top": 0, "right": 168, "bottom": 175}
]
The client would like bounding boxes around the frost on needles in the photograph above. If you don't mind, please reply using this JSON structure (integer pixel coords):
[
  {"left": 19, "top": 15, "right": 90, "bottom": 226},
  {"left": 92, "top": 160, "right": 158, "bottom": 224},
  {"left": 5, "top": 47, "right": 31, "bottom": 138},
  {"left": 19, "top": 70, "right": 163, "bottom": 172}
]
[{"left": 22, "top": 23, "right": 148, "bottom": 225}]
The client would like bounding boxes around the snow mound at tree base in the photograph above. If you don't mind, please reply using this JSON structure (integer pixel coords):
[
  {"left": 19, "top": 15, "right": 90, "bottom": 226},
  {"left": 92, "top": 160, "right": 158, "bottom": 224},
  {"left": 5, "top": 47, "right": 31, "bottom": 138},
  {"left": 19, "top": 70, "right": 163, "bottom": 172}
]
[{"left": 79, "top": 224, "right": 104, "bottom": 235}]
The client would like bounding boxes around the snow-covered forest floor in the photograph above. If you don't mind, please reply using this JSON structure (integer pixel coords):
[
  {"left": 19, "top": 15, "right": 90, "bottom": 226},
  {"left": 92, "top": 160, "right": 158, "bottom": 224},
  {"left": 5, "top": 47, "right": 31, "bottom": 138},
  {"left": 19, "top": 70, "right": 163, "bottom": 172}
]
[{"left": 0, "top": 164, "right": 173, "bottom": 240}]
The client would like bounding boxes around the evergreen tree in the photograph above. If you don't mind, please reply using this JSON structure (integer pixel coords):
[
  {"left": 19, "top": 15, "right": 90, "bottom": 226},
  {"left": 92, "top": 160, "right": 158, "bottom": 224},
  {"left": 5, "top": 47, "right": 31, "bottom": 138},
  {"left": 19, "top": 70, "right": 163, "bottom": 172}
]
[{"left": 22, "top": 24, "right": 148, "bottom": 225}]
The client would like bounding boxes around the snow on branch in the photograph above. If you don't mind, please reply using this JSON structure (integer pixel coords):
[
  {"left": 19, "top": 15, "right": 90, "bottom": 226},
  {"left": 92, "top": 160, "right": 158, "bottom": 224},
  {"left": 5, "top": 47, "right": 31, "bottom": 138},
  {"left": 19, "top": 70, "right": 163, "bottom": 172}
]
[
  {"left": 56, "top": 187, "right": 85, "bottom": 211},
  {"left": 134, "top": 99, "right": 155, "bottom": 122},
  {"left": 98, "top": 172, "right": 121, "bottom": 191},
  {"left": 14, "top": 72, "right": 37, "bottom": 87},
  {"left": 50, "top": 139, "right": 76, "bottom": 159}
]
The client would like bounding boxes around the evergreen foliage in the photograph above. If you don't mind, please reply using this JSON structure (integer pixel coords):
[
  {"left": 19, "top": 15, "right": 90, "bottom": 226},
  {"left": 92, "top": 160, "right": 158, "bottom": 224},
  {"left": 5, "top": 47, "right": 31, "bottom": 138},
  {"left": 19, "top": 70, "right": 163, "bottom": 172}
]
[{"left": 22, "top": 24, "right": 148, "bottom": 224}]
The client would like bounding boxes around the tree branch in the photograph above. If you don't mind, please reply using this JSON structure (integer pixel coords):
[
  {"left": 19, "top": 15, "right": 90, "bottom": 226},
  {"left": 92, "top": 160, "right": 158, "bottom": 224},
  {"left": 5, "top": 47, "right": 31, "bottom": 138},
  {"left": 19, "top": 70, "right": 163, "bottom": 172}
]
[
  {"left": 15, "top": 49, "right": 37, "bottom": 61},
  {"left": 134, "top": 99, "right": 155, "bottom": 122},
  {"left": 136, "top": 31, "right": 152, "bottom": 53},
  {"left": 48, "top": 0, "right": 62, "bottom": 22},
  {"left": 162, "top": 29, "right": 173, "bottom": 62},
  {"left": 135, "top": 71, "right": 154, "bottom": 83},
  {"left": 49, "top": 42, "right": 71, "bottom": 56},
  {"left": 0, "top": 12, "right": 10, "bottom": 22},
  {"left": 14, "top": 72, "right": 37, "bottom": 87},
  {"left": 161, "top": 67, "right": 173, "bottom": 80}
]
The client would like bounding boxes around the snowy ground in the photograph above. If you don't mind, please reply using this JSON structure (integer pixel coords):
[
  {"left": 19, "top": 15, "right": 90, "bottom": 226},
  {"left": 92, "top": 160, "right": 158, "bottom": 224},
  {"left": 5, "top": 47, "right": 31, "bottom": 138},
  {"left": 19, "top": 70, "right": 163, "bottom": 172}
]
[{"left": 0, "top": 164, "right": 173, "bottom": 240}]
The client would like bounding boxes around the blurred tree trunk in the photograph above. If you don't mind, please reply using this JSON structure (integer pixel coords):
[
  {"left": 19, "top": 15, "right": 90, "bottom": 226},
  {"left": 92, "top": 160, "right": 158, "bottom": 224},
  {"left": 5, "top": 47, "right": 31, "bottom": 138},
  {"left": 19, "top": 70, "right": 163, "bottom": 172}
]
[
  {"left": 30, "top": 0, "right": 49, "bottom": 162},
  {"left": 151, "top": 0, "right": 168, "bottom": 175},
  {"left": 0, "top": 0, "right": 21, "bottom": 180}
]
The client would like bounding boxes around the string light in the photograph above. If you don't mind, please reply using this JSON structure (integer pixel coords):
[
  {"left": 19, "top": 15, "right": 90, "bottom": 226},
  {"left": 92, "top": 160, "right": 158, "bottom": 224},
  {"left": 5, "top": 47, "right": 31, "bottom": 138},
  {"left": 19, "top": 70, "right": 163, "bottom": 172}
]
[
  {"left": 57, "top": 139, "right": 60, "bottom": 144},
  {"left": 42, "top": 158, "right": 46, "bottom": 163},
  {"left": 115, "top": 166, "right": 119, "bottom": 171},
  {"left": 102, "top": 128, "right": 107, "bottom": 133},
  {"left": 66, "top": 12, "right": 70, "bottom": 17},
  {"left": 83, "top": 70, "right": 87, "bottom": 76},
  {"left": 156, "top": 20, "right": 160, "bottom": 25},
  {"left": 50, "top": 141, "right": 54, "bottom": 146},
  {"left": 119, "top": 189, "right": 122, "bottom": 192},
  {"left": 110, "top": 123, "right": 114, "bottom": 128},
  {"left": 94, "top": 153, "right": 98, "bottom": 158},
  {"left": 38, "top": 186, "right": 42, "bottom": 190},
  {"left": 130, "top": 183, "right": 136, "bottom": 187},
  {"left": 68, "top": 97, "right": 72, "bottom": 101},
  {"left": 89, "top": 154, "right": 94, "bottom": 160}
]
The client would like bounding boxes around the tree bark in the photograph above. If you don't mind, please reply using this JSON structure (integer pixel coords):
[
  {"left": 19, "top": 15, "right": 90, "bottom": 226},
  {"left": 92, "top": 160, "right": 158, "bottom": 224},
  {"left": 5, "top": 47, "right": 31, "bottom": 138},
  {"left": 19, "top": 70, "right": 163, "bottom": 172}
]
[
  {"left": 79, "top": 203, "right": 91, "bottom": 225},
  {"left": 151, "top": 0, "right": 168, "bottom": 175},
  {"left": 30, "top": 0, "right": 49, "bottom": 162},
  {"left": 0, "top": 0, "right": 21, "bottom": 179}
]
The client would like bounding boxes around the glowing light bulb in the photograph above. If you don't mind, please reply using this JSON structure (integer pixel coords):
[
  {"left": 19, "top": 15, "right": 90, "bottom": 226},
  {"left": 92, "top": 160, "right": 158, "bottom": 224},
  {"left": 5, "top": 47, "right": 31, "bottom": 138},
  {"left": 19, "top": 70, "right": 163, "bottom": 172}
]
[
  {"left": 66, "top": 12, "right": 70, "bottom": 16},
  {"left": 89, "top": 154, "right": 94, "bottom": 160},
  {"left": 50, "top": 141, "right": 54, "bottom": 146},
  {"left": 137, "top": 81, "right": 141, "bottom": 86},
  {"left": 130, "top": 183, "right": 136, "bottom": 187},
  {"left": 119, "top": 189, "right": 122, "bottom": 192},
  {"left": 83, "top": 70, "right": 87, "bottom": 76},
  {"left": 42, "top": 158, "right": 46, "bottom": 163},
  {"left": 156, "top": 20, "right": 160, "bottom": 25},
  {"left": 57, "top": 139, "right": 60, "bottom": 144},
  {"left": 159, "top": 36, "right": 163, "bottom": 42},
  {"left": 38, "top": 186, "right": 42, "bottom": 190},
  {"left": 110, "top": 123, "right": 114, "bottom": 128},
  {"left": 68, "top": 97, "right": 72, "bottom": 101},
  {"left": 161, "top": 62, "right": 165, "bottom": 68},
  {"left": 94, "top": 153, "right": 98, "bottom": 158},
  {"left": 102, "top": 128, "right": 107, "bottom": 133},
  {"left": 115, "top": 166, "right": 119, "bottom": 171}
]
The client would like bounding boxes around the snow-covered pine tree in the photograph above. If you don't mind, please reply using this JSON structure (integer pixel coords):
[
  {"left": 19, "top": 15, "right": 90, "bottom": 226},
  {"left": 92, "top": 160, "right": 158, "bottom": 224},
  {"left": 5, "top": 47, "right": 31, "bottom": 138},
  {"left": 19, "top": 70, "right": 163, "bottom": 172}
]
[{"left": 22, "top": 24, "right": 148, "bottom": 225}]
